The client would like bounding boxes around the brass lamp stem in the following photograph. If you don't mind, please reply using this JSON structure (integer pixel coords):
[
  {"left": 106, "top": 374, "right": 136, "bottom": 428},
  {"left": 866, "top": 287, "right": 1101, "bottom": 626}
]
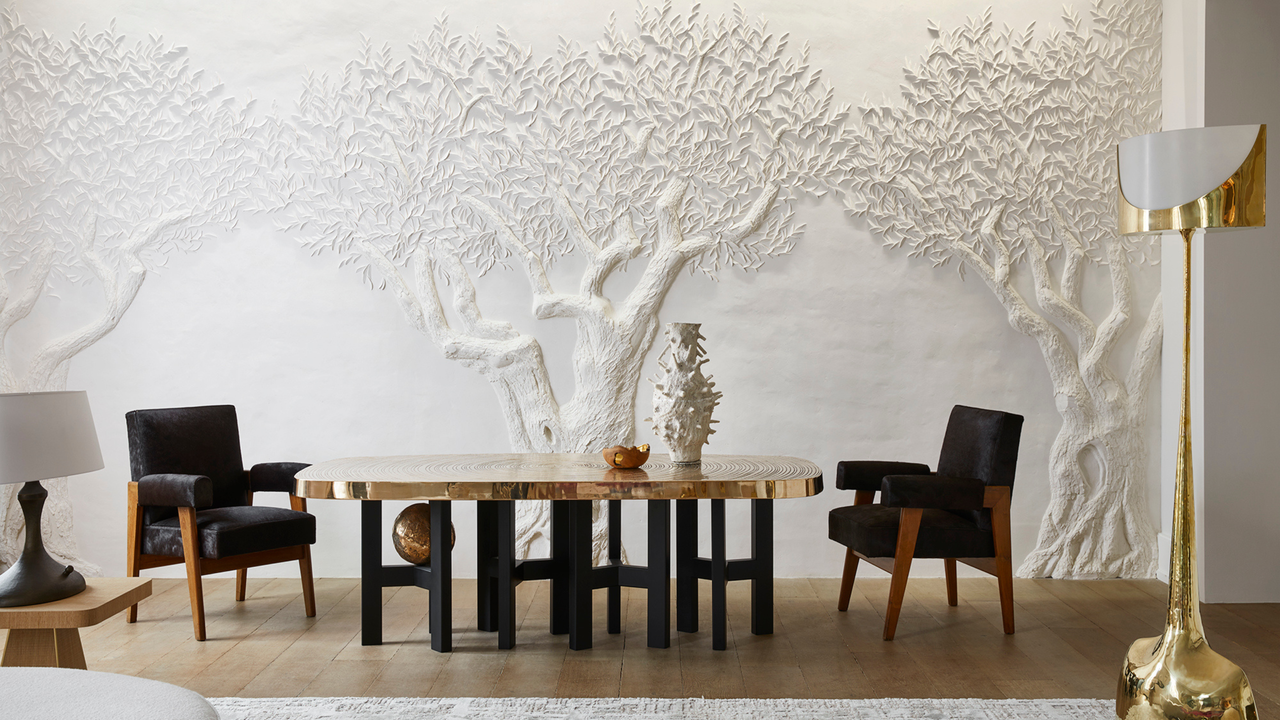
[{"left": 1167, "top": 227, "right": 1205, "bottom": 640}]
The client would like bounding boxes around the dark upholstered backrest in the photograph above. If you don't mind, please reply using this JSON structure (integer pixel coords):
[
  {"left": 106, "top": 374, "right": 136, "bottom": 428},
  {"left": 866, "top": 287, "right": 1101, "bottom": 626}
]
[
  {"left": 126, "top": 405, "right": 247, "bottom": 525},
  {"left": 936, "top": 405, "right": 1024, "bottom": 530}
]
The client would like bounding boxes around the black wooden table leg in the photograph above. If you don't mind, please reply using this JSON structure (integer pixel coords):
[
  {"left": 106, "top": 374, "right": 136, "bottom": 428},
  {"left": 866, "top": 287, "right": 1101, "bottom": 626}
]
[
  {"left": 497, "top": 500, "right": 516, "bottom": 649},
  {"left": 711, "top": 498, "right": 727, "bottom": 651},
  {"left": 676, "top": 498, "right": 698, "bottom": 633},
  {"left": 429, "top": 500, "right": 452, "bottom": 653},
  {"left": 607, "top": 499, "right": 622, "bottom": 635},
  {"left": 751, "top": 498, "right": 774, "bottom": 635},
  {"left": 550, "top": 500, "right": 570, "bottom": 636},
  {"left": 476, "top": 501, "right": 497, "bottom": 633},
  {"left": 647, "top": 499, "right": 671, "bottom": 649},
  {"left": 568, "top": 500, "right": 593, "bottom": 650},
  {"left": 361, "top": 500, "right": 383, "bottom": 646}
]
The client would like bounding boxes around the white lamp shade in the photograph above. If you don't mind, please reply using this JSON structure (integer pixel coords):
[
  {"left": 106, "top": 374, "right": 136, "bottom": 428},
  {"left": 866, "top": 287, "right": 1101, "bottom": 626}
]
[
  {"left": 0, "top": 391, "right": 103, "bottom": 485},
  {"left": 1118, "top": 125, "right": 1262, "bottom": 210}
]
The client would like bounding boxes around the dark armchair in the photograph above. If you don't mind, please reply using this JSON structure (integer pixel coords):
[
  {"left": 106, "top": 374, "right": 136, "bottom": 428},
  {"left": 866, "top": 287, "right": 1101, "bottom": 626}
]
[
  {"left": 125, "top": 405, "right": 317, "bottom": 641},
  {"left": 828, "top": 405, "right": 1023, "bottom": 640}
]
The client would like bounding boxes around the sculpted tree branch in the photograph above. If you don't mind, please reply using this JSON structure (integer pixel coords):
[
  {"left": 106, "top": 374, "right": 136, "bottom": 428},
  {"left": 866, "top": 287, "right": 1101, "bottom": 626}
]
[
  {"left": 0, "top": 241, "right": 56, "bottom": 389},
  {"left": 26, "top": 216, "right": 190, "bottom": 390}
]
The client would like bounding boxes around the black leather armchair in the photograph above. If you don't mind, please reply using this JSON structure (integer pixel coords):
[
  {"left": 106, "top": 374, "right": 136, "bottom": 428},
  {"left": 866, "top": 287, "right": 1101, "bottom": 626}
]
[
  {"left": 828, "top": 405, "right": 1023, "bottom": 640},
  {"left": 125, "top": 405, "right": 317, "bottom": 641}
]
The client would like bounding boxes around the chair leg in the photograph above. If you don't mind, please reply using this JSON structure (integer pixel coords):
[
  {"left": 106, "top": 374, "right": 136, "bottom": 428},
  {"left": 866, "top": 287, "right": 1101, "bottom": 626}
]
[
  {"left": 178, "top": 508, "right": 206, "bottom": 642},
  {"left": 236, "top": 569, "right": 248, "bottom": 602},
  {"left": 944, "top": 558, "right": 958, "bottom": 607},
  {"left": 299, "top": 546, "right": 317, "bottom": 618},
  {"left": 837, "top": 489, "right": 875, "bottom": 613},
  {"left": 883, "top": 508, "right": 922, "bottom": 641},
  {"left": 995, "top": 554, "right": 1015, "bottom": 634},
  {"left": 991, "top": 490, "right": 1015, "bottom": 634},
  {"left": 837, "top": 548, "right": 859, "bottom": 612},
  {"left": 125, "top": 483, "right": 143, "bottom": 624}
]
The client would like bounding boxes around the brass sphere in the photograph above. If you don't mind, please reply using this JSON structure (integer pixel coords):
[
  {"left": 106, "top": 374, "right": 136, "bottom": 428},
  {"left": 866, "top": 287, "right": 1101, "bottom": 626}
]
[{"left": 391, "top": 502, "right": 456, "bottom": 565}]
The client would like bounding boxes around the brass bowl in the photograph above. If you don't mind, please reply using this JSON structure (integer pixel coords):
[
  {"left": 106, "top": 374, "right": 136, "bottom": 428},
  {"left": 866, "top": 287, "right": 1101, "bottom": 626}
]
[
  {"left": 391, "top": 502, "right": 456, "bottom": 565},
  {"left": 603, "top": 444, "right": 650, "bottom": 469}
]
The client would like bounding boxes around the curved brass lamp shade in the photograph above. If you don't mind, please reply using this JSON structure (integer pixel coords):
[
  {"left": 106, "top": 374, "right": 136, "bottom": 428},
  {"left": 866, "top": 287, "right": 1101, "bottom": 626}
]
[
  {"left": 1115, "top": 125, "right": 1265, "bottom": 720},
  {"left": 1119, "top": 125, "right": 1266, "bottom": 235}
]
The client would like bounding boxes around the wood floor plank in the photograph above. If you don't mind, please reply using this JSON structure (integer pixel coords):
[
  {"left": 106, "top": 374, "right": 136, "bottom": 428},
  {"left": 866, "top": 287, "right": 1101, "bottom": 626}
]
[
  {"left": 236, "top": 580, "right": 364, "bottom": 697},
  {"left": 910, "top": 579, "right": 1072, "bottom": 699},
  {"left": 300, "top": 658, "right": 388, "bottom": 697},
  {"left": 186, "top": 579, "right": 356, "bottom": 697},
  {"left": 810, "top": 577, "right": 918, "bottom": 698},
  {"left": 138, "top": 578, "right": 297, "bottom": 686},
  {"left": 426, "top": 639, "right": 507, "bottom": 698}
]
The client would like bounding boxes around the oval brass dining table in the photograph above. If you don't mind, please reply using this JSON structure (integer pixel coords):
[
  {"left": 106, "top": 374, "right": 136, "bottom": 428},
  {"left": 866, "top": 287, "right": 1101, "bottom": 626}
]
[{"left": 296, "top": 453, "right": 824, "bottom": 652}]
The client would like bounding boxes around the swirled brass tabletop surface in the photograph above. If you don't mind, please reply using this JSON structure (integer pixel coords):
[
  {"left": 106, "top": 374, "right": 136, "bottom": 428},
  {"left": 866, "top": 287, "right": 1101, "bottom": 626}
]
[{"left": 295, "top": 453, "right": 823, "bottom": 502}]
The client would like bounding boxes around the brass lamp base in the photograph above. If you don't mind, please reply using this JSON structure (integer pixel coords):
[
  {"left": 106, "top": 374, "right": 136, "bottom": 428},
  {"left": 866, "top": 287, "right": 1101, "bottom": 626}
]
[
  {"left": 0, "top": 481, "right": 86, "bottom": 608},
  {"left": 1118, "top": 629, "right": 1257, "bottom": 720}
]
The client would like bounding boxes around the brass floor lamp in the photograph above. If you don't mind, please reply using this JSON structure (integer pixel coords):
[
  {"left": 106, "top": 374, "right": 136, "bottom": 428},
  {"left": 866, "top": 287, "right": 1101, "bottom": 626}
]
[{"left": 1115, "top": 124, "right": 1266, "bottom": 720}]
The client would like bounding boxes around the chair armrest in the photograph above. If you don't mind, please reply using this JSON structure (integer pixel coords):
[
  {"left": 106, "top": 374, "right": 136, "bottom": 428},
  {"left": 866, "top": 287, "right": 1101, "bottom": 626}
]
[
  {"left": 984, "top": 485, "right": 1011, "bottom": 508},
  {"left": 836, "top": 461, "right": 931, "bottom": 491},
  {"left": 249, "top": 462, "right": 311, "bottom": 495},
  {"left": 880, "top": 474, "right": 985, "bottom": 510},
  {"left": 137, "top": 474, "right": 213, "bottom": 508}
]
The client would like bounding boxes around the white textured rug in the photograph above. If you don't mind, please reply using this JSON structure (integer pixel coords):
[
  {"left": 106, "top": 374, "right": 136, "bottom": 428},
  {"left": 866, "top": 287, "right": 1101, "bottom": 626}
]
[{"left": 208, "top": 697, "right": 1116, "bottom": 719}]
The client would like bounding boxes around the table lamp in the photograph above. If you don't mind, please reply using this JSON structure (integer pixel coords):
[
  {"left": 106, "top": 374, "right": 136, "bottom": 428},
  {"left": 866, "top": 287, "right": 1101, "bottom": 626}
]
[
  {"left": 1115, "top": 125, "right": 1264, "bottom": 720},
  {"left": 0, "top": 391, "right": 103, "bottom": 607}
]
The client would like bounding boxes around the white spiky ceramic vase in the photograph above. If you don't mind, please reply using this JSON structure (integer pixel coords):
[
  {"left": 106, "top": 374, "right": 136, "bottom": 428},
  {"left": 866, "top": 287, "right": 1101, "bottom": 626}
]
[{"left": 650, "top": 323, "right": 722, "bottom": 465}]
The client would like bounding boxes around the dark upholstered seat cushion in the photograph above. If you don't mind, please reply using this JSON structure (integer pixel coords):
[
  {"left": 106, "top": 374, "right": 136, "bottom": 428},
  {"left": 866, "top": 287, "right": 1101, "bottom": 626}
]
[
  {"left": 142, "top": 506, "right": 315, "bottom": 559},
  {"left": 828, "top": 504, "right": 995, "bottom": 559},
  {"left": 836, "top": 461, "right": 931, "bottom": 491}
]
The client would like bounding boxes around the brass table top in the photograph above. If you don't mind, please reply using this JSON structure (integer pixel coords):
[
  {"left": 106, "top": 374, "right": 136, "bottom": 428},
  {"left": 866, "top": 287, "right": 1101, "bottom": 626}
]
[{"left": 295, "top": 453, "right": 823, "bottom": 502}]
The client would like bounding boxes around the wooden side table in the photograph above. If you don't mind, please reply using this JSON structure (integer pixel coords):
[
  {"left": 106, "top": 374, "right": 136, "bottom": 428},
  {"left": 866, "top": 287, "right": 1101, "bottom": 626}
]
[{"left": 0, "top": 577, "right": 151, "bottom": 669}]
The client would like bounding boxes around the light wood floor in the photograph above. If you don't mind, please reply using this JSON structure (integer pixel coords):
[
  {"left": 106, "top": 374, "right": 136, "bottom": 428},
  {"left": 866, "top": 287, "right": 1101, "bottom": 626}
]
[{"left": 7, "top": 576, "right": 1279, "bottom": 709}]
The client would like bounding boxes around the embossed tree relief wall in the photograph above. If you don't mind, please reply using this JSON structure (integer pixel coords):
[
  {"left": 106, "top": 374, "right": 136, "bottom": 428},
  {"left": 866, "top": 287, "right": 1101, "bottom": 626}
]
[
  {"left": 844, "top": 1, "right": 1164, "bottom": 578},
  {"left": 0, "top": 10, "right": 257, "bottom": 572},
  {"left": 270, "top": 5, "right": 853, "bottom": 559}
]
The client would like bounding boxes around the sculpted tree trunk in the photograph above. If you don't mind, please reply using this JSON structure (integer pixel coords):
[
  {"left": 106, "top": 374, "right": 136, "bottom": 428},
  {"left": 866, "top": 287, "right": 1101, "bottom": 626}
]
[{"left": 938, "top": 203, "right": 1163, "bottom": 578}]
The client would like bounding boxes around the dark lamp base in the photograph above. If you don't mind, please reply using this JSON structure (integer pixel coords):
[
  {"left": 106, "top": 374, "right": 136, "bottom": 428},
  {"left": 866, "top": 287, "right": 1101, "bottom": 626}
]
[{"left": 0, "top": 481, "right": 86, "bottom": 607}]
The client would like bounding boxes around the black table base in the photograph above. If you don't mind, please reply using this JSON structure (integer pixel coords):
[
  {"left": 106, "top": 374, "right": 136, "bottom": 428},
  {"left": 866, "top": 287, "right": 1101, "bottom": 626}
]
[
  {"left": 477, "top": 499, "right": 671, "bottom": 650},
  {"left": 676, "top": 498, "right": 774, "bottom": 650},
  {"left": 358, "top": 496, "right": 774, "bottom": 653},
  {"left": 361, "top": 499, "right": 452, "bottom": 652}
]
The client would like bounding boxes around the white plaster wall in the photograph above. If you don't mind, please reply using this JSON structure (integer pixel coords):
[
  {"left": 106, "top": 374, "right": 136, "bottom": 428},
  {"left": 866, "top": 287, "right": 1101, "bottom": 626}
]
[{"left": 10, "top": 0, "right": 1164, "bottom": 579}]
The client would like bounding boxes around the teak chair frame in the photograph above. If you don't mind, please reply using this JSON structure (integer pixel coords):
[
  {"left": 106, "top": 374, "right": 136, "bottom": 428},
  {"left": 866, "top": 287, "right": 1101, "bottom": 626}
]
[
  {"left": 836, "top": 485, "right": 1014, "bottom": 641},
  {"left": 125, "top": 483, "right": 317, "bottom": 641}
]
